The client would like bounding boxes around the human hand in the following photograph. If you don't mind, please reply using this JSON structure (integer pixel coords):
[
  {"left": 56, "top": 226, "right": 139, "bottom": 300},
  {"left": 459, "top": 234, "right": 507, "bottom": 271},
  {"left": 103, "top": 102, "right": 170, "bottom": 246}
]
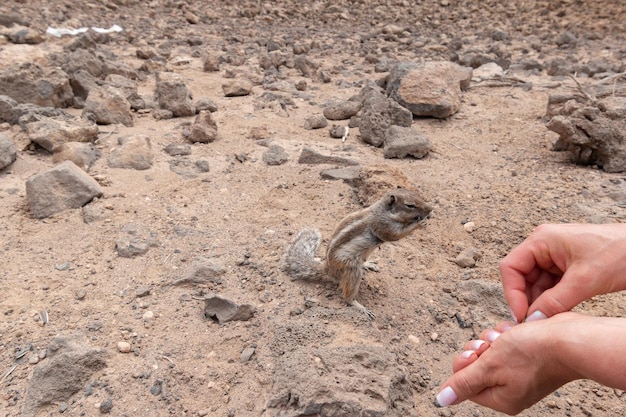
[
  {"left": 499, "top": 223, "right": 626, "bottom": 323},
  {"left": 435, "top": 314, "right": 586, "bottom": 415}
]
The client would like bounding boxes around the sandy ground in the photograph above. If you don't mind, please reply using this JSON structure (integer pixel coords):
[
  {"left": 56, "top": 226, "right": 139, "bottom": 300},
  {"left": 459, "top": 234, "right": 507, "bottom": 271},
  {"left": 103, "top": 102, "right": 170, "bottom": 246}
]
[{"left": 1, "top": 1, "right": 625, "bottom": 416}]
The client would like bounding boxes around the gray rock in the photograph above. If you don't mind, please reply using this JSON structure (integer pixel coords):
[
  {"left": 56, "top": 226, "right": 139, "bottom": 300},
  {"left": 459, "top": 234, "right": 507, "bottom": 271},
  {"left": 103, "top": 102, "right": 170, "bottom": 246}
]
[
  {"left": 195, "top": 159, "right": 210, "bottom": 172},
  {"left": 164, "top": 143, "right": 192, "bottom": 156},
  {"left": 22, "top": 333, "right": 107, "bottom": 417},
  {"left": 455, "top": 247, "right": 483, "bottom": 268},
  {"left": 546, "top": 96, "right": 626, "bottom": 172},
  {"left": 204, "top": 295, "right": 256, "bottom": 324},
  {"left": 62, "top": 49, "right": 104, "bottom": 78},
  {"left": 222, "top": 79, "right": 253, "bottom": 97},
  {"left": 82, "top": 86, "right": 134, "bottom": 127},
  {"left": 303, "top": 115, "right": 328, "bottom": 130},
  {"left": 115, "top": 223, "right": 157, "bottom": 258},
  {"left": 0, "top": 95, "right": 69, "bottom": 125},
  {"left": 0, "top": 62, "right": 73, "bottom": 108},
  {"left": 386, "top": 61, "right": 472, "bottom": 118},
  {"left": 319, "top": 166, "right": 361, "bottom": 182},
  {"left": 155, "top": 72, "right": 195, "bottom": 117},
  {"left": 188, "top": 111, "right": 218, "bottom": 143},
  {"left": 240, "top": 347, "right": 256, "bottom": 363},
  {"left": 195, "top": 98, "right": 218, "bottom": 113},
  {"left": 7, "top": 26, "right": 45, "bottom": 44},
  {"left": 323, "top": 100, "right": 362, "bottom": 121},
  {"left": 383, "top": 125, "right": 432, "bottom": 159},
  {"left": 104, "top": 74, "right": 138, "bottom": 99},
  {"left": 25, "top": 116, "right": 98, "bottom": 152},
  {"left": 359, "top": 85, "right": 412, "bottom": 147},
  {"left": 329, "top": 125, "right": 347, "bottom": 139},
  {"left": 99, "top": 398, "right": 113, "bottom": 414},
  {"left": 298, "top": 148, "right": 359, "bottom": 166},
  {"left": 108, "top": 135, "right": 154, "bottom": 170},
  {"left": 202, "top": 53, "right": 223, "bottom": 72},
  {"left": 0, "top": 133, "right": 17, "bottom": 170},
  {"left": 52, "top": 142, "right": 100, "bottom": 171},
  {"left": 69, "top": 70, "right": 98, "bottom": 102},
  {"left": 294, "top": 56, "right": 319, "bottom": 77},
  {"left": 26, "top": 161, "right": 103, "bottom": 219},
  {"left": 267, "top": 344, "right": 413, "bottom": 417},
  {"left": 262, "top": 144, "right": 289, "bottom": 166}
]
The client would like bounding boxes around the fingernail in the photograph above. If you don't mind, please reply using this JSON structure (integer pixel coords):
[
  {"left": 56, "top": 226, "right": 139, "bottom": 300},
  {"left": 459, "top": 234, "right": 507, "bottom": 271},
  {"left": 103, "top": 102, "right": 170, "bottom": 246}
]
[
  {"left": 435, "top": 386, "right": 458, "bottom": 407},
  {"left": 460, "top": 350, "right": 474, "bottom": 359},
  {"left": 525, "top": 310, "right": 547, "bottom": 322},
  {"left": 469, "top": 340, "right": 486, "bottom": 350},
  {"left": 509, "top": 307, "right": 518, "bottom": 324},
  {"left": 484, "top": 330, "right": 501, "bottom": 343},
  {"left": 501, "top": 323, "right": 513, "bottom": 332}
]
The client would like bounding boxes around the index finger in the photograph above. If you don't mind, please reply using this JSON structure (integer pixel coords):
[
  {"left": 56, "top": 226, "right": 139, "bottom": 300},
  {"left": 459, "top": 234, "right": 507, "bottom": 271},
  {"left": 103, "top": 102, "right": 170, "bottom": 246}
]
[{"left": 499, "top": 238, "right": 561, "bottom": 323}]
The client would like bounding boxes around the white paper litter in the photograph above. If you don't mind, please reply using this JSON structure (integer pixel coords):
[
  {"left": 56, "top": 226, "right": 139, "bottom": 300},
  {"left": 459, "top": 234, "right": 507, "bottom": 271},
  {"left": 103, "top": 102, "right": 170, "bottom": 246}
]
[{"left": 46, "top": 24, "right": 123, "bottom": 37}]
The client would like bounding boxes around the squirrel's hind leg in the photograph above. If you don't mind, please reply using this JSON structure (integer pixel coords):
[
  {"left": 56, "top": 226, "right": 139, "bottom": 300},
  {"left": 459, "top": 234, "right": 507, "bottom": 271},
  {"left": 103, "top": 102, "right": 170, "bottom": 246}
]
[{"left": 350, "top": 300, "right": 376, "bottom": 320}]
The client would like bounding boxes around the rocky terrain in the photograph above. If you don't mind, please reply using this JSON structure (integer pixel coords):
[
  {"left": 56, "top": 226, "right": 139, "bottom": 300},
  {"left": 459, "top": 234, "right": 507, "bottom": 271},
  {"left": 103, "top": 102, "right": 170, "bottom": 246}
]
[{"left": 1, "top": 0, "right": 625, "bottom": 416}]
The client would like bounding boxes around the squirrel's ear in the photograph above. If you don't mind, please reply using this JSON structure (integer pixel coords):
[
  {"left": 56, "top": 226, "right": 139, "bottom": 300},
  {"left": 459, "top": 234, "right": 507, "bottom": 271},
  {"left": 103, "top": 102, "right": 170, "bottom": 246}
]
[{"left": 387, "top": 193, "right": 397, "bottom": 207}]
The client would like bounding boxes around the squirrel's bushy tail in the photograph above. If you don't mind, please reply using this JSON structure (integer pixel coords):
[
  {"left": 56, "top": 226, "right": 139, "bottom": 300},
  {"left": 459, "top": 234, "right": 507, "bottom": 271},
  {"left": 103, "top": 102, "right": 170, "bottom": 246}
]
[{"left": 282, "top": 228, "right": 325, "bottom": 280}]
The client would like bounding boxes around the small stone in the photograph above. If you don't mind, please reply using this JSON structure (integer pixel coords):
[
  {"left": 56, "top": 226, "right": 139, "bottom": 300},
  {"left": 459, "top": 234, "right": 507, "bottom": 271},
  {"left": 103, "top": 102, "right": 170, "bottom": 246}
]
[
  {"left": 135, "top": 285, "right": 151, "bottom": 297},
  {"left": 55, "top": 262, "right": 70, "bottom": 271},
  {"left": 150, "top": 380, "right": 162, "bottom": 396},
  {"left": 75, "top": 289, "right": 86, "bottom": 300},
  {"left": 164, "top": 143, "right": 192, "bottom": 156},
  {"left": 222, "top": 79, "right": 253, "bottom": 97},
  {"left": 303, "top": 115, "right": 328, "bottom": 130},
  {"left": 59, "top": 402, "right": 68, "bottom": 413},
  {"left": 28, "top": 353, "right": 40, "bottom": 364},
  {"left": 463, "top": 221, "right": 476, "bottom": 232},
  {"left": 430, "top": 332, "right": 439, "bottom": 342},
  {"left": 240, "top": 347, "right": 255, "bottom": 363},
  {"left": 99, "top": 398, "right": 113, "bottom": 414},
  {"left": 408, "top": 335, "right": 420, "bottom": 345},
  {"left": 117, "top": 341, "right": 131, "bottom": 353},
  {"left": 329, "top": 125, "right": 347, "bottom": 139},
  {"left": 142, "top": 310, "right": 154, "bottom": 320}
]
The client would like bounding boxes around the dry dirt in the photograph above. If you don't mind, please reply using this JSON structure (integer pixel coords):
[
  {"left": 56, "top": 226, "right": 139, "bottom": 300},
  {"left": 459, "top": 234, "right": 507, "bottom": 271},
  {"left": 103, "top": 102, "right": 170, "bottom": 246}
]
[{"left": 1, "top": 1, "right": 626, "bottom": 416}]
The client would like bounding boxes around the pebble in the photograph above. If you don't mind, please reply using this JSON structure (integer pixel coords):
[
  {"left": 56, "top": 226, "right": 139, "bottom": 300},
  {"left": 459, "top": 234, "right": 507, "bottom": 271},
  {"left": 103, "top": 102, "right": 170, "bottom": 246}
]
[
  {"left": 99, "top": 398, "right": 113, "bottom": 414},
  {"left": 28, "top": 353, "right": 40, "bottom": 364},
  {"left": 303, "top": 115, "right": 328, "bottom": 130},
  {"left": 117, "top": 341, "right": 132, "bottom": 353},
  {"left": 407, "top": 335, "right": 420, "bottom": 345},
  {"left": 142, "top": 310, "right": 154, "bottom": 320},
  {"left": 240, "top": 347, "right": 255, "bottom": 363},
  {"left": 463, "top": 221, "right": 476, "bottom": 232},
  {"left": 430, "top": 332, "right": 439, "bottom": 341}
]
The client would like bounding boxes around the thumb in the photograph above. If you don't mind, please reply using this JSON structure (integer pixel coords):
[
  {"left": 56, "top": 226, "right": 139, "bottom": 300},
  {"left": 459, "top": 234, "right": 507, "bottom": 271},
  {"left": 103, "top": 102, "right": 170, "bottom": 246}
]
[{"left": 435, "top": 360, "right": 491, "bottom": 408}]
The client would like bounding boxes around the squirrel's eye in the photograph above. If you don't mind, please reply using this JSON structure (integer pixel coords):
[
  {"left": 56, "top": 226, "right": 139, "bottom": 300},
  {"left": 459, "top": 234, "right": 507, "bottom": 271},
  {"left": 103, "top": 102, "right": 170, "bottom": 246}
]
[{"left": 404, "top": 204, "right": 416, "bottom": 209}]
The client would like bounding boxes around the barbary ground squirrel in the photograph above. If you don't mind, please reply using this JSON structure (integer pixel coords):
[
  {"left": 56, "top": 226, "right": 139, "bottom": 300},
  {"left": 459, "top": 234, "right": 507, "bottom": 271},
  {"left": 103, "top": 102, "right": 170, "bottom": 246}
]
[{"left": 283, "top": 188, "right": 432, "bottom": 319}]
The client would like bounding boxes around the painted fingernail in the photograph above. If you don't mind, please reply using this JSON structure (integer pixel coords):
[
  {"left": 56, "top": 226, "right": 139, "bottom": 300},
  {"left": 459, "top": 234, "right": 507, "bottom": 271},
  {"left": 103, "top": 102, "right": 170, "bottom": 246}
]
[
  {"left": 525, "top": 310, "right": 548, "bottom": 322},
  {"left": 435, "top": 386, "right": 458, "bottom": 407},
  {"left": 460, "top": 350, "right": 474, "bottom": 359},
  {"left": 484, "top": 330, "right": 501, "bottom": 343},
  {"left": 501, "top": 323, "right": 513, "bottom": 332},
  {"left": 509, "top": 307, "right": 518, "bottom": 324},
  {"left": 469, "top": 340, "right": 486, "bottom": 350}
]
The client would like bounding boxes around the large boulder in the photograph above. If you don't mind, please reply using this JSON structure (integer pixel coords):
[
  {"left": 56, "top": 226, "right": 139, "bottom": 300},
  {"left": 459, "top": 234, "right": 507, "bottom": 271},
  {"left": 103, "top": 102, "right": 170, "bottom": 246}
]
[
  {"left": 0, "top": 133, "right": 17, "bottom": 169},
  {"left": 0, "top": 62, "right": 73, "bottom": 108},
  {"left": 155, "top": 72, "right": 195, "bottom": 117},
  {"left": 546, "top": 95, "right": 626, "bottom": 172},
  {"left": 26, "top": 161, "right": 103, "bottom": 218},
  {"left": 386, "top": 61, "right": 472, "bottom": 118}
]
